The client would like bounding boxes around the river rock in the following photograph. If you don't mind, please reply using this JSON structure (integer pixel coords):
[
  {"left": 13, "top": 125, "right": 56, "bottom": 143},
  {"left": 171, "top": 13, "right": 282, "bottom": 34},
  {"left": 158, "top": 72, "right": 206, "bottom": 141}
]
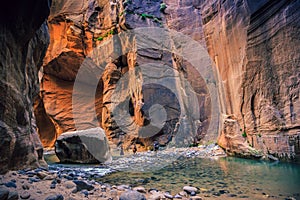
[
  {"left": 149, "top": 191, "right": 165, "bottom": 200},
  {"left": 164, "top": 192, "right": 173, "bottom": 199},
  {"left": 189, "top": 196, "right": 202, "bottom": 200},
  {"left": 4, "top": 182, "right": 16, "bottom": 189},
  {"left": 0, "top": 188, "right": 9, "bottom": 200},
  {"left": 20, "top": 191, "right": 30, "bottom": 199},
  {"left": 119, "top": 190, "right": 146, "bottom": 200},
  {"left": 55, "top": 128, "right": 112, "bottom": 163},
  {"left": 45, "top": 194, "right": 64, "bottom": 200},
  {"left": 133, "top": 186, "right": 146, "bottom": 193},
  {"left": 73, "top": 180, "right": 94, "bottom": 191},
  {"left": 183, "top": 186, "right": 198, "bottom": 193},
  {"left": 64, "top": 181, "right": 77, "bottom": 189},
  {"left": 37, "top": 172, "right": 48, "bottom": 179},
  {"left": 7, "top": 191, "right": 19, "bottom": 200}
]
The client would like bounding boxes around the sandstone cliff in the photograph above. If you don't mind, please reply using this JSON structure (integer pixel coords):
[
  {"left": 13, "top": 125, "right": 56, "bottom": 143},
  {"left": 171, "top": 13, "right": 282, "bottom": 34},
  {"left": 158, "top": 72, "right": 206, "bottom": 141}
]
[
  {"left": 0, "top": 0, "right": 51, "bottom": 173},
  {"left": 36, "top": 0, "right": 300, "bottom": 160},
  {"left": 202, "top": 0, "right": 300, "bottom": 159},
  {"left": 38, "top": 0, "right": 212, "bottom": 153}
]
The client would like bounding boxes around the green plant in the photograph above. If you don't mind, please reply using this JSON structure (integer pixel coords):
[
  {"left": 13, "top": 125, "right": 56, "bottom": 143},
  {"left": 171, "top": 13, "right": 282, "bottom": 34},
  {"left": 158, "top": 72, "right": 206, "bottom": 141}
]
[
  {"left": 140, "top": 13, "right": 154, "bottom": 20},
  {"left": 160, "top": 3, "right": 167, "bottom": 13},
  {"left": 95, "top": 36, "right": 103, "bottom": 41},
  {"left": 119, "top": 11, "right": 125, "bottom": 16},
  {"left": 258, "top": 133, "right": 262, "bottom": 137},
  {"left": 242, "top": 131, "right": 247, "bottom": 138},
  {"left": 94, "top": 29, "right": 116, "bottom": 41}
]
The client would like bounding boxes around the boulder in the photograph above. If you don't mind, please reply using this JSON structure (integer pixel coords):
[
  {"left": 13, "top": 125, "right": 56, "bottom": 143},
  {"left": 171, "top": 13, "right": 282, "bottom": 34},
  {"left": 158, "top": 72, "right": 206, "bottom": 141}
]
[{"left": 55, "top": 128, "right": 111, "bottom": 163}]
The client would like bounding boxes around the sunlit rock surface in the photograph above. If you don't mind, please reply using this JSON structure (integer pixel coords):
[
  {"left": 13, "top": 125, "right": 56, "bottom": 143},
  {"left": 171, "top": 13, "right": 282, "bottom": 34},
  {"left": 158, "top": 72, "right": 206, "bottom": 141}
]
[
  {"left": 36, "top": 0, "right": 300, "bottom": 160},
  {"left": 202, "top": 0, "right": 300, "bottom": 159}
]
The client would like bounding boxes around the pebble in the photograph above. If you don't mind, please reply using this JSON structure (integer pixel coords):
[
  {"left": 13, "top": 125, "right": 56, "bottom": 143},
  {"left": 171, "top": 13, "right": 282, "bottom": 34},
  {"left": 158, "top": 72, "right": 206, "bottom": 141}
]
[
  {"left": 81, "top": 190, "right": 89, "bottom": 197},
  {"left": 179, "top": 191, "right": 188, "bottom": 197},
  {"left": 183, "top": 186, "right": 198, "bottom": 194},
  {"left": 20, "top": 191, "right": 30, "bottom": 199},
  {"left": 22, "top": 184, "right": 30, "bottom": 190},
  {"left": 101, "top": 185, "right": 106, "bottom": 192},
  {"left": 44, "top": 175, "right": 56, "bottom": 180},
  {"left": 117, "top": 185, "right": 130, "bottom": 191},
  {"left": 36, "top": 172, "right": 48, "bottom": 179},
  {"left": 119, "top": 190, "right": 146, "bottom": 200},
  {"left": 4, "top": 182, "right": 16, "bottom": 188},
  {"left": 50, "top": 184, "right": 56, "bottom": 189},
  {"left": 110, "top": 189, "right": 118, "bottom": 198},
  {"left": 212, "top": 192, "right": 221, "bottom": 196},
  {"left": 73, "top": 180, "right": 94, "bottom": 191},
  {"left": 45, "top": 194, "right": 64, "bottom": 200},
  {"left": 133, "top": 186, "right": 146, "bottom": 193},
  {"left": 174, "top": 194, "right": 182, "bottom": 199},
  {"left": 219, "top": 189, "right": 230, "bottom": 194},
  {"left": 63, "top": 181, "right": 76, "bottom": 189},
  {"left": 164, "top": 192, "right": 173, "bottom": 199},
  {"left": 189, "top": 196, "right": 202, "bottom": 200},
  {"left": 190, "top": 191, "right": 196, "bottom": 196},
  {"left": 28, "top": 177, "right": 40, "bottom": 182},
  {"left": 7, "top": 191, "right": 19, "bottom": 200}
]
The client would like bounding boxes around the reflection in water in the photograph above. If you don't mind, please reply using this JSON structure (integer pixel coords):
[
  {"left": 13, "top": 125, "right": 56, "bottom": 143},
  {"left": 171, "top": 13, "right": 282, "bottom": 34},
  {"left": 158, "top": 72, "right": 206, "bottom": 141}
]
[{"left": 100, "top": 157, "right": 300, "bottom": 199}]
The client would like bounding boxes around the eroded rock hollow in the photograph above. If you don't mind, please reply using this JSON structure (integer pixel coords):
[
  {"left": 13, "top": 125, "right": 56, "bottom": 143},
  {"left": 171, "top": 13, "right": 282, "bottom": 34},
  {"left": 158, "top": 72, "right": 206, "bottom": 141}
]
[
  {"left": 36, "top": 0, "right": 300, "bottom": 160},
  {"left": 1, "top": 0, "right": 299, "bottom": 172}
]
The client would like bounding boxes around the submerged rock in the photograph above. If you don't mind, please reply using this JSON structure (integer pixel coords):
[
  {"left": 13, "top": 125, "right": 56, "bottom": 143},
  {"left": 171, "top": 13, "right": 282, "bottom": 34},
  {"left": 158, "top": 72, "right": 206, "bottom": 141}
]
[
  {"left": 119, "top": 190, "right": 146, "bottom": 200},
  {"left": 55, "top": 128, "right": 111, "bottom": 163}
]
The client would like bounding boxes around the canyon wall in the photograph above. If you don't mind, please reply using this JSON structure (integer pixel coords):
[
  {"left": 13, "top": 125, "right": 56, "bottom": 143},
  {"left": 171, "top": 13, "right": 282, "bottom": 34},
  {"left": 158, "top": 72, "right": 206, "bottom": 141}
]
[
  {"left": 202, "top": 0, "right": 300, "bottom": 159},
  {"left": 36, "top": 0, "right": 300, "bottom": 159},
  {"left": 38, "top": 0, "right": 211, "bottom": 153},
  {"left": 0, "top": 0, "right": 51, "bottom": 173}
]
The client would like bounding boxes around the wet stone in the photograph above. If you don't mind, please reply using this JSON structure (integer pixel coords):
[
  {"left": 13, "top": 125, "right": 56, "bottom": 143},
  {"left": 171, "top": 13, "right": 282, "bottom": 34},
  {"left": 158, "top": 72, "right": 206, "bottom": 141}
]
[
  {"left": 227, "top": 194, "right": 237, "bottom": 197},
  {"left": 190, "top": 191, "right": 196, "bottom": 196},
  {"left": 28, "top": 177, "right": 40, "bottom": 182},
  {"left": 213, "top": 192, "right": 221, "bottom": 196},
  {"left": 4, "top": 182, "right": 16, "bottom": 188},
  {"left": 45, "top": 194, "right": 64, "bottom": 200},
  {"left": 164, "top": 192, "right": 173, "bottom": 199},
  {"left": 20, "top": 191, "right": 30, "bottom": 199},
  {"left": 183, "top": 186, "right": 198, "bottom": 194},
  {"left": 119, "top": 191, "right": 146, "bottom": 200},
  {"left": 73, "top": 180, "right": 94, "bottom": 191},
  {"left": 219, "top": 189, "right": 230, "bottom": 194}
]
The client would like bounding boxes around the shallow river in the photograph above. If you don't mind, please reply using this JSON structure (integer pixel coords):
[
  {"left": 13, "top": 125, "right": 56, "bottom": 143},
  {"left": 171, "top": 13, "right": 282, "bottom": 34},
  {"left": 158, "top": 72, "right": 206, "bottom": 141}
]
[{"left": 47, "top": 153, "right": 300, "bottom": 199}]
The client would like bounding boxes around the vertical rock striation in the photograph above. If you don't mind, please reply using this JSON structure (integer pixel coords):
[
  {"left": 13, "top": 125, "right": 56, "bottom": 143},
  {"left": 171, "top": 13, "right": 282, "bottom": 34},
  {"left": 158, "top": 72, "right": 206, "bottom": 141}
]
[
  {"left": 0, "top": 0, "right": 51, "bottom": 173},
  {"left": 36, "top": 0, "right": 299, "bottom": 160},
  {"left": 202, "top": 0, "right": 300, "bottom": 159}
]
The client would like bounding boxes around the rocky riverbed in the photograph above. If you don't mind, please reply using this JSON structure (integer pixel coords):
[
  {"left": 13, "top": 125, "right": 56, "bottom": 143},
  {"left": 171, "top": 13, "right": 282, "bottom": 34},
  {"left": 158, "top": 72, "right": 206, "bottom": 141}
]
[
  {"left": 0, "top": 145, "right": 298, "bottom": 200},
  {"left": 0, "top": 145, "right": 225, "bottom": 200}
]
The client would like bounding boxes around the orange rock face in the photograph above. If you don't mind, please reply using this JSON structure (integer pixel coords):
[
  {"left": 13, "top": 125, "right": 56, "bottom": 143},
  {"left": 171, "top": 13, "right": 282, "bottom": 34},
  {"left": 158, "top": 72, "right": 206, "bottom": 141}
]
[
  {"left": 36, "top": 0, "right": 300, "bottom": 160},
  {"left": 202, "top": 0, "right": 300, "bottom": 159}
]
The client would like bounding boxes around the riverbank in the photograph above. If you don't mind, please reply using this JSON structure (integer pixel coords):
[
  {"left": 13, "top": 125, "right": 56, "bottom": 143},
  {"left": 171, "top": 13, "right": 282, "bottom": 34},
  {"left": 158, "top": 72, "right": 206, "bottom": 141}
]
[
  {"left": 0, "top": 145, "right": 225, "bottom": 200},
  {"left": 1, "top": 145, "right": 299, "bottom": 200}
]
